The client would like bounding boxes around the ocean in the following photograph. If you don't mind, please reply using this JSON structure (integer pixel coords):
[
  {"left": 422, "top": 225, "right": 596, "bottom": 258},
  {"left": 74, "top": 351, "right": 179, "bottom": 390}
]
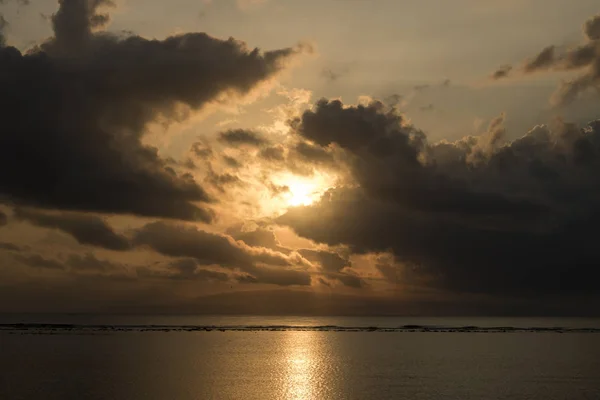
[{"left": 1, "top": 316, "right": 599, "bottom": 399}]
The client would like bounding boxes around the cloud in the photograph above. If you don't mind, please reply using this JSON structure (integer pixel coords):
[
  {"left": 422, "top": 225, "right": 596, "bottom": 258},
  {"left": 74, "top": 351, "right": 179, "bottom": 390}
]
[
  {"left": 259, "top": 145, "right": 286, "bottom": 161},
  {"left": 322, "top": 68, "right": 342, "bottom": 82},
  {"left": 15, "top": 207, "right": 131, "bottom": 251},
  {"left": 523, "top": 46, "right": 556, "bottom": 73},
  {"left": 66, "top": 253, "right": 124, "bottom": 272},
  {"left": 227, "top": 224, "right": 290, "bottom": 253},
  {"left": 13, "top": 251, "right": 131, "bottom": 278},
  {"left": 132, "top": 221, "right": 311, "bottom": 286},
  {"left": 168, "top": 259, "right": 230, "bottom": 281},
  {"left": 278, "top": 97, "right": 600, "bottom": 297},
  {"left": 0, "top": 14, "right": 7, "bottom": 47},
  {"left": 292, "top": 141, "right": 335, "bottom": 164},
  {"left": 492, "top": 13, "right": 600, "bottom": 105},
  {"left": 15, "top": 254, "right": 64, "bottom": 270},
  {"left": 204, "top": 166, "right": 243, "bottom": 193},
  {"left": 321, "top": 66, "right": 351, "bottom": 83},
  {"left": 0, "top": 0, "right": 303, "bottom": 221},
  {"left": 298, "top": 248, "right": 362, "bottom": 288},
  {"left": 0, "top": 210, "right": 6, "bottom": 226},
  {"left": 218, "top": 129, "right": 269, "bottom": 147},
  {"left": 491, "top": 65, "right": 513, "bottom": 80},
  {"left": 227, "top": 224, "right": 362, "bottom": 288},
  {"left": 138, "top": 258, "right": 231, "bottom": 282},
  {"left": 223, "top": 155, "right": 242, "bottom": 169},
  {"left": 298, "top": 249, "right": 348, "bottom": 273},
  {"left": 236, "top": 267, "right": 311, "bottom": 286},
  {"left": 0, "top": 241, "right": 21, "bottom": 251},
  {"left": 585, "top": 14, "right": 600, "bottom": 41}
]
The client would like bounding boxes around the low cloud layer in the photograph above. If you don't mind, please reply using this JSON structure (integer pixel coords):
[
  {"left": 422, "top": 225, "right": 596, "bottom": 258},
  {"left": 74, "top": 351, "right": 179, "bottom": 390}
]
[
  {"left": 132, "top": 221, "right": 312, "bottom": 286},
  {"left": 15, "top": 208, "right": 131, "bottom": 251},
  {"left": 0, "top": 0, "right": 301, "bottom": 221}
]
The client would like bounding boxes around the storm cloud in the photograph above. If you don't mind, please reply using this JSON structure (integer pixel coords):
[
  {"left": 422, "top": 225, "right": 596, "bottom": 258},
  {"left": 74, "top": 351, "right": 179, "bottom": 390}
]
[
  {"left": 0, "top": 0, "right": 302, "bottom": 221},
  {"left": 279, "top": 98, "right": 600, "bottom": 297}
]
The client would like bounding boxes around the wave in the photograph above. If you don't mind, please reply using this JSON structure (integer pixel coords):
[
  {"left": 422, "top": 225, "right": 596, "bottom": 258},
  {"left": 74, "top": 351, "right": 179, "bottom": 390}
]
[{"left": 1, "top": 323, "right": 600, "bottom": 334}]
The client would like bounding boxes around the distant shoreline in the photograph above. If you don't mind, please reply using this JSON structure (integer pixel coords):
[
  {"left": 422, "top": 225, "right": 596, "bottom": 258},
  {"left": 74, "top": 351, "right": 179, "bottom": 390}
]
[{"left": 3, "top": 323, "right": 600, "bottom": 335}]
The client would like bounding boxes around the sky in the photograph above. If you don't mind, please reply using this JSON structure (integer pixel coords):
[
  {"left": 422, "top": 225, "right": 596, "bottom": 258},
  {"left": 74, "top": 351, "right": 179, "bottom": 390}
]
[{"left": 0, "top": 0, "right": 599, "bottom": 315}]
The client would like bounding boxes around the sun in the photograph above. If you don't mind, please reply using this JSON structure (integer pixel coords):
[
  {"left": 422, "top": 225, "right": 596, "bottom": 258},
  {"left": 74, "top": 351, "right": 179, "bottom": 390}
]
[
  {"left": 286, "top": 181, "right": 316, "bottom": 207},
  {"left": 267, "top": 173, "right": 334, "bottom": 210}
]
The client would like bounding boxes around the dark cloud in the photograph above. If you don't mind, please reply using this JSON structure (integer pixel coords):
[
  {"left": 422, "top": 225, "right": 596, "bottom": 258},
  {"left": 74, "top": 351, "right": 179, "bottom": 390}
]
[
  {"left": 0, "top": 209, "right": 6, "bottom": 226},
  {"left": 322, "top": 68, "right": 342, "bottom": 82},
  {"left": 279, "top": 98, "right": 600, "bottom": 299},
  {"left": 298, "top": 248, "right": 362, "bottom": 288},
  {"left": 585, "top": 14, "right": 600, "bottom": 41},
  {"left": 292, "top": 141, "right": 335, "bottom": 164},
  {"left": 133, "top": 221, "right": 311, "bottom": 286},
  {"left": 298, "top": 249, "right": 348, "bottom": 273},
  {"left": 137, "top": 258, "right": 231, "bottom": 282},
  {"left": 236, "top": 267, "right": 311, "bottom": 286},
  {"left": 0, "top": 0, "right": 302, "bottom": 221},
  {"left": 322, "top": 66, "right": 351, "bottom": 83},
  {"left": 0, "top": 241, "right": 21, "bottom": 251},
  {"left": 491, "top": 64, "right": 513, "bottom": 80},
  {"left": 228, "top": 225, "right": 358, "bottom": 288},
  {"left": 318, "top": 277, "right": 332, "bottom": 287},
  {"left": 168, "top": 259, "right": 230, "bottom": 281},
  {"left": 205, "top": 167, "right": 242, "bottom": 193},
  {"left": 523, "top": 46, "right": 556, "bottom": 73},
  {"left": 15, "top": 254, "right": 64, "bottom": 270},
  {"left": 333, "top": 272, "right": 364, "bottom": 288},
  {"left": 494, "top": 13, "right": 600, "bottom": 105},
  {"left": 66, "top": 253, "right": 124, "bottom": 272},
  {"left": 290, "top": 98, "right": 407, "bottom": 151},
  {"left": 218, "top": 129, "right": 269, "bottom": 147},
  {"left": 266, "top": 182, "right": 290, "bottom": 195},
  {"left": 259, "top": 145, "right": 286, "bottom": 161},
  {"left": 227, "top": 224, "right": 290, "bottom": 253},
  {"left": 15, "top": 208, "right": 131, "bottom": 251},
  {"left": 223, "top": 155, "right": 242, "bottom": 169},
  {"left": 0, "top": 14, "right": 7, "bottom": 47},
  {"left": 191, "top": 141, "right": 214, "bottom": 159}
]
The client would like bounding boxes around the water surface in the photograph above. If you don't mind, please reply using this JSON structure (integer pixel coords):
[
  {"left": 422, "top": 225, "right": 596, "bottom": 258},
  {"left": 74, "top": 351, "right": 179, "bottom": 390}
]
[{"left": 1, "top": 316, "right": 599, "bottom": 399}]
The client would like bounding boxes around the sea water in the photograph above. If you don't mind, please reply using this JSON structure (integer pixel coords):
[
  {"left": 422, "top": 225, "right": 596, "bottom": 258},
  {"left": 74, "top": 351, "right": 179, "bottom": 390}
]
[{"left": 1, "top": 316, "right": 599, "bottom": 399}]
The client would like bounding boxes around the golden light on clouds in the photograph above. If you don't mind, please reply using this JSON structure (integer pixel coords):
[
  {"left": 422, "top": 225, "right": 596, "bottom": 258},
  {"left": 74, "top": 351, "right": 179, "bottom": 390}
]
[
  {"left": 286, "top": 180, "right": 318, "bottom": 207},
  {"left": 272, "top": 172, "right": 335, "bottom": 210}
]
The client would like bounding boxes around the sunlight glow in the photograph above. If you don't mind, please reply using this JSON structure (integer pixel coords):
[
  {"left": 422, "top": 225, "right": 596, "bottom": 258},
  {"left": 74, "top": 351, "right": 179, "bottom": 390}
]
[
  {"left": 258, "top": 171, "right": 337, "bottom": 217},
  {"left": 286, "top": 180, "right": 318, "bottom": 207}
]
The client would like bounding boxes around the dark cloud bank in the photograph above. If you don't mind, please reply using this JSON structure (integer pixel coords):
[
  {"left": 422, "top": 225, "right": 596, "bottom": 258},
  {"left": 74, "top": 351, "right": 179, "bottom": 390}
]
[
  {"left": 0, "top": 0, "right": 302, "bottom": 221},
  {"left": 8, "top": 210, "right": 317, "bottom": 287},
  {"left": 279, "top": 98, "right": 600, "bottom": 305}
]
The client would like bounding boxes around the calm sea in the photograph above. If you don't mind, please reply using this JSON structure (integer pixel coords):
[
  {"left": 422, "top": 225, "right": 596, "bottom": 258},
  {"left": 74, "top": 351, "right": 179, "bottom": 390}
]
[{"left": 1, "top": 316, "right": 599, "bottom": 399}]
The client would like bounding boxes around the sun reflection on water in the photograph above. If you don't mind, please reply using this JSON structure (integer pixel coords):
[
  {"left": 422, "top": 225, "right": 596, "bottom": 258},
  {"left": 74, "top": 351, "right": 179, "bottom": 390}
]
[{"left": 281, "top": 331, "right": 322, "bottom": 400}]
